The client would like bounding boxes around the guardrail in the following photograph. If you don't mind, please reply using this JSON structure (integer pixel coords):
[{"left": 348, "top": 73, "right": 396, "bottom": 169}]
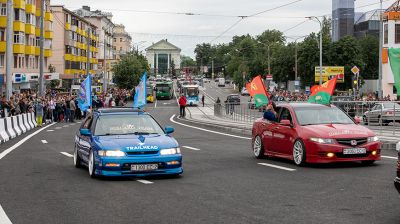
[{"left": 0, "top": 112, "right": 37, "bottom": 144}]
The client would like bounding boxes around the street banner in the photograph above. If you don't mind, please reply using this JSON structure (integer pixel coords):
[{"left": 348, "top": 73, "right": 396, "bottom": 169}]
[
  {"left": 134, "top": 72, "right": 147, "bottom": 108},
  {"left": 78, "top": 75, "right": 92, "bottom": 112},
  {"left": 308, "top": 75, "right": 338, "bottom": 105},
  {"left": 246, "top": 75, "right": 269, "bottom": 108},
  {"left": 388, "top": 48, "right": 400, "bottom": 96},
  {"left": 315, "top": 66, "right": 344, "bottom": 83}
]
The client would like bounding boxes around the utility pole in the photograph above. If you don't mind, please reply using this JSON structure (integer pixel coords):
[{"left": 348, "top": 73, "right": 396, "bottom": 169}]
[
  {"left": 267, "top": 45, "right": 271, "bottom": 75},
  {"left": 103, "top": 33, "right": 107, "bottom": 93},
  {"left": 211, "top": 59, "right": 214, "bottom": 80},
  {"left": 86, "top": 27, "right": 91, "bottom": 76},
  {"left": 378, "top": 0, "right": 383, "bottom": 98},
  {"left": 295, "top": 42, "right": 298, "bottom": 80},
  {"left": 5, "top": 0, "right": 12, "bottom": 100},
  {"left": 318, "top": 19, "right": 323, "bottom": 85},
  {"left": 39, "top": 0, "right": 45, "bottom": 97}
]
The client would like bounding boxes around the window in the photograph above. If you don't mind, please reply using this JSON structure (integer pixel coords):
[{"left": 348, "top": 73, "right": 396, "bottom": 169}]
[
  {"left": 14, "top": 55, "right": 17, "bottom": 68},
  {"left": 25, "top": 55, "right": 29, "bottom": 68},
  {"left": 113, "top": 38, "right": 116, "bottom": 42},
  {"left": 0, "top": 54, "right": 4, "bottom": 67},
  {"left": 120, "top": 47, "right": 122, "bottom": 51},
  {"left": 120, "top": 38, "right": 123, "bottom": 42},
  {"left": 35, "top": 56, "right": 39, "bottom": 69},
  {"left": 396, "top": 24, "right": 400, "bottom": 44},
  {"left": 14, "top": 9, "right": 26, "bottom": 22},
  {"left": 13, "top": 32, "right": 25, "bottom": 44},
  {"left": 35, "top": 37, "right": 40, "bottom": 46},
  {"left": 26, "top": 13, "right": 35, "bottom": 25},
  {"left": 0, "top": 29, "right": 5, "bottom": 41},
  {"left": 0, "top": 3, "right": 6, "bottom": 16},
  {"left": 384, "top": 24, "right": 388, "bottom": 44}
]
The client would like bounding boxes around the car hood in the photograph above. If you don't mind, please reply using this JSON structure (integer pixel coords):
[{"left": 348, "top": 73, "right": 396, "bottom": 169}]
[
  {"left": 300, "top": 124, "right": 375, "bottom": 139},
  {"left": 93, "top": 134, "right": 178, "bottom": 151}
]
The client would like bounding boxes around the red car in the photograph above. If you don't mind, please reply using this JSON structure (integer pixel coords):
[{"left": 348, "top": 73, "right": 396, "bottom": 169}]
[
  {"left": 395, "top": 143, "right": 400, "bottom": 193},
  {"left": 252, "top": 103, "right": 381, "bottom": 166}
]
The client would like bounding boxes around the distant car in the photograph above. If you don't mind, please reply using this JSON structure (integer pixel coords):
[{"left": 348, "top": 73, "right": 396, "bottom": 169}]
[
  {"left": 203, "top": 78, "right": 210, "bottom": 83},
  {"left": 225, "top": 80, "right": 231, "bottom": 85},
  {"left": 218, "top": 78, "right": 226, "bottom": 87},
  {"left": 363, "top": 102, "right": 400, "bottom": 125},
  {"left": 252, "top": 103, "right": 381, "bottom": 166},
  {"left": 395, "top": 142, "right": 400, "bottom": 194},
  {"left": 241, "top": 87, "right": 250, "bottom": 96},
  {"left": 74, "top": 108, "right": 183, "bottom": 178},
  {"left": 225, "top": 94, "right": 241, "bottom": 105}
]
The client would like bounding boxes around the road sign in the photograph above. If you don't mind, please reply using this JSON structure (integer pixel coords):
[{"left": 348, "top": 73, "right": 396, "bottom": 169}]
[
  {"left": 266, "top": 74, "right": 273, "bottom": 81},
  {"left": 351, "top": 66, "right": 360, "bottom": 75},
  {"left": 315, "top": 66, "right": 344, "bottom": 83}
]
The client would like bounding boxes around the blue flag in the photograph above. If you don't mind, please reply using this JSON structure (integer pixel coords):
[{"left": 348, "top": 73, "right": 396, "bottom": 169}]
[
  {"left": 78, "top": 75, "right": 92, "bottom": 112},
  {"left": 134, "top": 72, "right": 147, "bottom": 108}
]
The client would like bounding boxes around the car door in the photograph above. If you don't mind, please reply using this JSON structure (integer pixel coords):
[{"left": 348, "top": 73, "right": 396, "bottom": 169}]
[
  {"left": 270, "top": 107, "right": 296, "bottom": 156},
  {"left": 77, "top": 116, "right": 93, "bottom": 163},
  {"left": 371, "top": 104, "right": 382, "bottom": 122},
  {"left": 261, "top": 106, "right": 281, "bottom": 153}
]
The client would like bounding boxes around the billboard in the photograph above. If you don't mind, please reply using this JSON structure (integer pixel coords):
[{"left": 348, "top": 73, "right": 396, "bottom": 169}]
[{"left": 315, "top": 66, "right": 345, "bottom": 83}]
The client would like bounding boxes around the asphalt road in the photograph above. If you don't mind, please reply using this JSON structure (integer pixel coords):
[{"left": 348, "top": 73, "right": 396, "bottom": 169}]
[{"left": 0, "top": 95, "right": 399, "bottom": 224}]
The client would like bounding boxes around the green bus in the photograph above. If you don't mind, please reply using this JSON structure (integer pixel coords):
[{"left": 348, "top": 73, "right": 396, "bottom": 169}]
[{"left": 155, "top": 82, "right": 173, "bottom": 100}]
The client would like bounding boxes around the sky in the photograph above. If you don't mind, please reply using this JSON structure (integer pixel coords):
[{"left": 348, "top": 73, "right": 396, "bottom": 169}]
[{"left": 52, "top": 0, "right": 394, "bottom": 58}]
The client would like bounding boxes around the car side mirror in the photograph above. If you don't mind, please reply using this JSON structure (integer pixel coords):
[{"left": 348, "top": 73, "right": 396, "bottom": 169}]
[
  {"left": 165, "top": 126, "right": 174, "bottom": 134},
  {"left": 354, "top": 117, "right": 361, "bottom": 124},
  {"left": 280, "top": 119, "right": 292, "bottom": 126},
  {"left": 80, "top": 129, "right": 91, "bottom": 136}
]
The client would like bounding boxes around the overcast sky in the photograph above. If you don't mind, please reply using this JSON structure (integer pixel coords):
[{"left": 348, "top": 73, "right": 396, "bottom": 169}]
[{"left": 52, "top": 0, "right": 393, "bottom": 58}]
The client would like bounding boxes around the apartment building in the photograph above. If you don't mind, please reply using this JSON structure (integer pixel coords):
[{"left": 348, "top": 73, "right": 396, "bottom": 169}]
[
  {"left": 49, "top": 5, "right": 98, "bottom": 86},
  {"left": 0, "top": 0, "right": 55, "bottom": 91},
  {"left": 113, "top": 24, "right": 131, "bottom": 60}
]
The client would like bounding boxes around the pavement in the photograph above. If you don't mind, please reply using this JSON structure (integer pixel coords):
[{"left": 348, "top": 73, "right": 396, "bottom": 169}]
[{"left": 0, "top": 88, "right": 399, "bottom": 223}]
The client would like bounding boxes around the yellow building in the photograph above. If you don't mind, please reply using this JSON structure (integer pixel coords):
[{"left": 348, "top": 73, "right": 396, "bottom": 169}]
[
  {"left": 0, "top": 0, "right": 54, "bottom": 90},
  {"left": 49, "top": 5, "right": 99, "bottom": 84}
]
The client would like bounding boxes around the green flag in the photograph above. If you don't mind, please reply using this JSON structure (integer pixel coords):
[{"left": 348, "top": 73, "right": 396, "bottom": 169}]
[
  {"left": 254, "top": 94, "right": 269, "bottom": 108},
  {"left": 388, "top": 48, "right": 400, "bottom": 96}
]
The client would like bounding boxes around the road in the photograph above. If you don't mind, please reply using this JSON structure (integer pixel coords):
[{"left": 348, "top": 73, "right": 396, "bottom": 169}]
[{"left": 0, "top": 95, "right": 399, "bottom": 224}]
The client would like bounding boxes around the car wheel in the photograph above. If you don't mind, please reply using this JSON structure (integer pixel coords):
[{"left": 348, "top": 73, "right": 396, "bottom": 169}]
[
  {"left": 361, "top": 160, "right": 375, "bottom": 166},
  {"left": 88, "top": 150, "right": 97, "bottom": 178},
  {"left": 73, "top": 145, "right": 81, "bottom": 168},
  {"left": 363, "top": 116, "right": 368, "bottom": 125},
  {"left": 253, "top": 136, "right": 265, "bottom": 159},
  {"left": 293, "top": 140, "right": 306, "bottom": 166}
]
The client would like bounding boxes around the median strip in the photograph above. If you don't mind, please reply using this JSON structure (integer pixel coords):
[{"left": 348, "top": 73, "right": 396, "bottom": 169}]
[{"left": 257, "top": 163, "right": 296, "bottom": 172}]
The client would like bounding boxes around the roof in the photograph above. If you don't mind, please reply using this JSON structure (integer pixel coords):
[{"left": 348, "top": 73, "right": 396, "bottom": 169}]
[
  {"left": 145, "top": 39, "right": 181, "bottom": 51},
  {"left": 281, "top": 102, "right": 334, "bottom": 108},
  {"left": 96, "top": 108, "right": 146, "bottom": 114},
  {"left": 386, "top": 0, "right": 400, "bottom": 12}
]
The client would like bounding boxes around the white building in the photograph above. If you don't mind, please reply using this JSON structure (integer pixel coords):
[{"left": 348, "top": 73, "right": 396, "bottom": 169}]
[
  {"left": 145, "top": 39, "right": 181, "bottom": 76},
  {"left": 382, "top": 1, "right": 400, "bottom": 99}
]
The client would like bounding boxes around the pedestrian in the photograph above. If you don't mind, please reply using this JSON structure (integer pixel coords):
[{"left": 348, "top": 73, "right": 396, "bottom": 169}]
[
  {"left": 215, "top": 97, "right": 221, "bottom": 104},
  {"left": 65, "top": 97, "right": 71, "bottom": 122},
  {"left": 178, "top": 94, "right": 187, "bottom": 118},
  {"left": 70, "top": 97, "right": 76, "bottom": 123},
  {"left": 35, "top": 99, "right": 44, "bottom": 127},
  {"left": 263, "top": 102, "right": 278, "bottom": 122},
  {"left": 202, "top": 94, "right": 205, "bottom": 107}
]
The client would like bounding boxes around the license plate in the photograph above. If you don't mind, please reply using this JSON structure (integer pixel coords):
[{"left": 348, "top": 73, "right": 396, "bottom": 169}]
[
  {"left": 131, "top": 164, "right": 158, "bottom": 171},
  {"left": 343, "top": 148, "right": 367, "bottom": 155}
]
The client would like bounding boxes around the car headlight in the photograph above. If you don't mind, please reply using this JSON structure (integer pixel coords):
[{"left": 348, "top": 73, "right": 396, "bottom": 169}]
[
  {"left": 310, "top": 138, "right": 335, "bottom": 144},
  {"left": 396, "top": 142, "right": 400, "bottom": 152},
  {"left": 367, "top": 136, "right": 379, "bottom": 142},
  {"left": 98, "top": 150, "right": 126, "bottom": 157},
  {"left": 160, "top": 147, "right": 181, "bottom": 155}
]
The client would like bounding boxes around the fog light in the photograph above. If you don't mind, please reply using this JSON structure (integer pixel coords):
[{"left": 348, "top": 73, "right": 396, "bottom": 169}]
[
  {"left": 327, "top": 153, "right": 335, "bottom": 158},
  {"left": 371, "top": 151, "right": 377, "bottom": 156},
  {"left": 105, "top": 163, "right": 120, "bottom": 167},
  {"left": 167, "top": 161, "right": 180, "bottom": 165}
]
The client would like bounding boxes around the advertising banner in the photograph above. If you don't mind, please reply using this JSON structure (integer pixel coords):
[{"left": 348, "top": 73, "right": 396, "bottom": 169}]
[{"left": 315, "top": 66, "right": 344, "bottom": 83}]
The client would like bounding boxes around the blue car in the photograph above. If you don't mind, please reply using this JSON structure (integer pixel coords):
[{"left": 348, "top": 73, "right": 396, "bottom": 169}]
[{"left": 73, "top": 108, "right": 183, "bottom": 178}]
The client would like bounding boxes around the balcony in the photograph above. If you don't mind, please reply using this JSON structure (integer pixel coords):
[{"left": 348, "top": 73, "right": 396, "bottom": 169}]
[
  {"left": 0, "top": 17, "right": 5, "bottom": 28},
  {"left": 45, "top": 12, "right": 53, "bottom": 22},
  {"left": 25, "top": 4, "right": 36, "bottom": 14},
  {"left": 25, "top": 45, "right": 35, "bottom": 55},
  {"left": 13, "top": 44, "right": 25, "bottom": 54},
  {"left": 65, "top": 23, "right": 71, "bottom": 31},
  {"left": 13, "top": 21, "right": 25, "bottom": 32},
  {"left": 35, "top": 46, "right": 39, "bottom": 56},
  {"left": 64, "top": 54, "right": 72, "bottom": 61},
  {"left": 44, "top": 31, "right": 53, "bottom": 39},
  {"left": 14, "top": 0, "right": 25, "bottom": 9},
  {"left": 25, "top": 24, "right": 35, "bottom": 35},
  {"left": 64, "top": 69, "right": 72, "bottom": 75},
  {"left": 35, "top": 27, "right": 40, "bottom": 36},
  {"left": 35, "top": 8, "right": 40, "bottom": 17},
  {"left": 44, "top": 49, "right": 52, "bottom": 57},
  {"left": 0, "top": 41, "right": 5, "bottom": 52}
]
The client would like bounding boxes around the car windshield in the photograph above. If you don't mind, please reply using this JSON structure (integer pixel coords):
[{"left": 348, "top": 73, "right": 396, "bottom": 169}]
[
  {"left": 185, "top": 88, "right": 198, "bottom": 96},
  {"left": 382, "top": 103, "right": 400, "bottom": 109},
  {"left": 94, "top": 114, "right": 165, "bottom": 136},
  {"left": 230, "top": 95, "right": 240, "bottom": 99},
  {"left": 294, "top": 106, "right": 354, "bottom": 125},
  {"left": 156, "top": 85, "right": 170, "bottom": 92}
]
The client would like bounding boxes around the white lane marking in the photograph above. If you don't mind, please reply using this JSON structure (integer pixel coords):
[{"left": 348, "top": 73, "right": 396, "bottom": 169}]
[
  {"left": 60, "top": 152, "right": 73, "bottom": 158},
  {"left": 55, "top": 127, "right": 62, "bottom": 129},
  {"left": 258, "top": 163, "right": 296, "bottom": 172},
  {"left": 182, "top": 146, "right": 201, "bottom": 151},
  {"left": 155, "top": 100, "right": 157, "bottom": 108},
  {"left": 62, "top": 125, "right": 69, "bottom": 128},
  {"left": 77, "top": 122, "right": 82, "bottom": 124},
  {"left": 137, "top": 179, "right": 153, "bottom": 184},
  {"left": 41, "top": 140, "right": 48, "bottom": 144},
  {"left": 382, "top": 155, "right": 398, "bottom": 160},
  {"left": 170, "top": 114, "right": 251, "bottom": 140},
  {"left": 46, "top": 130, "right": 54, "bottom": 132},
  {"left": 0, "top": 123, "right": 55, "bottom": 160},
  {"left": 0, "top": 204, "right": 12, "bottom": 224}
]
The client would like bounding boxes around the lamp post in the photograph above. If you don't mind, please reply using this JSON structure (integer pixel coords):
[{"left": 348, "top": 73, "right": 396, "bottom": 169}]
[
  {"left": 307, "top": 16, "right": 323, "bottom": 85},
  {"left": 378, "top": 0, "right": 383, "bottom": 98}
]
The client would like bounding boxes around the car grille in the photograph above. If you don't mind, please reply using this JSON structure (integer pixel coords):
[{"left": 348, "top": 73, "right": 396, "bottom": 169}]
[
  {"left": 336, "top": 138, "right": 368, "bottom": 147},
  {"left": 335, "top": 152, "right": 370, "bottom": 158},
  {"left": 126, "top": 151, "right": 158, "bottom": 155}
]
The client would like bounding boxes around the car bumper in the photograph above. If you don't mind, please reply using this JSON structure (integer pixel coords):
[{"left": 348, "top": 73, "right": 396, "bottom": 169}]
[
  {"left": 395, "top": 177, "right": 400, "bottom": 194},
  {"left": 94, "top": 155, "right": 183, "bottom": 177},
  {"left": 382, "top": 115, "right": 400, "bottom": 122},
  {"left": 304, "top": 140, "right": 381, "bottom": 163}
]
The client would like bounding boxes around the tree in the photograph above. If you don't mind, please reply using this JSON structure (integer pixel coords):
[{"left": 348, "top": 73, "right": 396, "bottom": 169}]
[
  {"left": 170, "top": 59, "right": 176, "bottom": 76},
  {"left": 359, "top": 35, "right": 379, "bottom": 79},
  {"left": 180, "top": 55, "right": 196, "bottom": 68},
  {"left": 112, "top": 53, "right": 149, "bottom": 89},
  {"left": 47, "top": 64, "right": 60, "bottom": 88}
]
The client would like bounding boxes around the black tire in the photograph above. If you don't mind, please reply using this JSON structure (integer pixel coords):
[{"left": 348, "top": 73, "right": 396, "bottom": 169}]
[
  {"left": 73, "top": 145, "right": 81, "bottom": 168},
  {"left": 361, "top": 160, "right": 376, "bottom": 166},
  {"left": 253, "top": 136, "right": 265, "bottom": 159},
  {"left": 293, "top": 140, "right": 306, "bottom": 166},
  {"left": 88, "top": 150, "right": 97, "bottom": 178}
]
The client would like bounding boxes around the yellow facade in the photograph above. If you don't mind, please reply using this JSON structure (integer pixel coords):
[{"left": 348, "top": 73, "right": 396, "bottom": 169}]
[
  {"left": 13, "top": 44, "right": 25, "bottom": 54},
  {"left": 35, "top": 47, "right": 40, "bottom": 56},
  {"left": 44, "top": 49, "right": 52, "bottom": 57},
  {"left": 35, "top": 27, "right": 40, "bottom": 36},
  {"left": 13, "top": 21, "right": 25, "bottom": 32},
  {"left": 44, "top": 31, "right": 53, "bottom": 39},
  {"left": 65, "top": 23, "right": 71, "bottom": 30},
  {"left": 25, "top": 46, "right": 36, "bottom": 55},
  {"left": 25, "top": 24, "right": 35, "bottom": 35},
  {"left": 0, "top": 17, "right": 6, "bottom": 28},
  {"left": 25, "top": 4, "right": 36, "bottom": 14},
  {"left": 14, "top": 0, "right": 25, "bottom": 9},
  {"left": 0, "top": 41, "right": 5, "bottom": 52},
  {"left": 45, "top": 12, "right": 53, "bottom": 21}
]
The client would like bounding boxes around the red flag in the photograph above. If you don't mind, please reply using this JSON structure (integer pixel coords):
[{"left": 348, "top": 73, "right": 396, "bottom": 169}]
[{"left": 308, "top": 76, "right": 338, "bottom": 104}]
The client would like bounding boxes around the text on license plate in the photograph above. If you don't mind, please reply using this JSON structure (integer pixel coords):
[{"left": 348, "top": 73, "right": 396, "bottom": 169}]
[
  {"left": 131, "top": 164, "right": 158, "bottom": 171},
  {"left": 343, "top": 148, "right": 366, "bottom": 155}
]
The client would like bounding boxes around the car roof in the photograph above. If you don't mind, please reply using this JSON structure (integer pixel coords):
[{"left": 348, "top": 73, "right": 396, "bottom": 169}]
[
  {"left": 95, "top": 108, "right": 147, "bottom": 115},
  {"left": 278, "top": 102, "right": 336, "bottom": 109}
]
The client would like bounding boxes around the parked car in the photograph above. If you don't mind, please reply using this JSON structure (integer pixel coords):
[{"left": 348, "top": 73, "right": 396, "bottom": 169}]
[
  {"left": 395, "top": 142, "right": 400, "bottom": 194},
  {"left": 225, "top": 94, "right": 241, "bottom": 105},
  {"left": 241, "top": 87, "right": 250, "bottom": 96},
  {"left": 363, "top": 102, "right": 400, "bottom": 125}
]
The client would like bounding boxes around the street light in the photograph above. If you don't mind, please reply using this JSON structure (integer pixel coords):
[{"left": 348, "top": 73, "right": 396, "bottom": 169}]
[
  {"left": 378, "top": 0, "right": 383, "bottom": 98},
  {"left": 306, "top": 16, "right": 323, "bottom": 85}
]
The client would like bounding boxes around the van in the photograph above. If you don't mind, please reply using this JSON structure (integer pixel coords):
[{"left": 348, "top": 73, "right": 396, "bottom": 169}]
[{"left": 218, "top": 78, "right": 225, "bottom": 87}]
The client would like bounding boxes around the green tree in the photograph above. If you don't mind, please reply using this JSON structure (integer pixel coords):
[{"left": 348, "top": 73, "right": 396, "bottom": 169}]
[
  {"left": 359, "top": 35, "right": 379, "bottom": 79},
  {"left": 112, "top": 53, "right": 149, "bottom": 89},
  {"left": 180, "top": 55, "right": 196, "bottom": 67},
  {"left": 170, "top": 59, "right": 176, "bottom": 76}
]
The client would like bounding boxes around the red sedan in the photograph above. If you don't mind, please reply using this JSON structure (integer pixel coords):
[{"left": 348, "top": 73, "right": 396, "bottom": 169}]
[{"left": 252, "top": 103, "right": 381, "bottom": 166}]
